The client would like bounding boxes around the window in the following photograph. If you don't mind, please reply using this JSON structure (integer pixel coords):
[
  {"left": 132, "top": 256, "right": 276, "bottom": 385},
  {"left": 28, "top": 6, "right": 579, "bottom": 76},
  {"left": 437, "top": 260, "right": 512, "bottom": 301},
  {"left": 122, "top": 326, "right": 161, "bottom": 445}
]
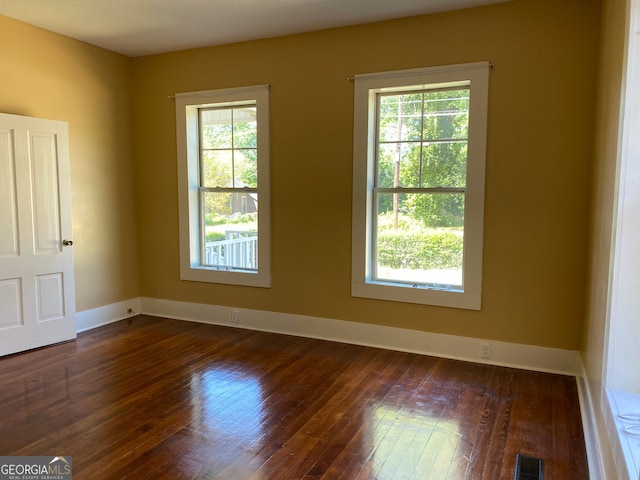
[
  {"left": 352, "top": 63, "right": 489, "bottom": 309},
  {"left": 176, "top": 85, "right": 270, "bottom": 287},
  {"left": 604, "top": 0, "right": 640, "bottom": 475}
]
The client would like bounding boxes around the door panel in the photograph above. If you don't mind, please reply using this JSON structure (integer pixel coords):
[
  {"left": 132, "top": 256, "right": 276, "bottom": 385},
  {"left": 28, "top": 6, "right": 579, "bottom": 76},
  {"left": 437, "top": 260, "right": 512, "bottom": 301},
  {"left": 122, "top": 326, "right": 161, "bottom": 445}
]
[
  {"left": 0, "top": 278, "right": 22, "bottom": 328},
  {"left": 0, "top": 129, "right": 19, "bottom": 257},
  {"left": 0, "top": 113, "right": 76, "bottom": 357},
  {"left": 36, "top": 273, "right": 65, "bottom": 321},
  {"left": 31, "top": 132, "right": 62, "bottom": 255}
]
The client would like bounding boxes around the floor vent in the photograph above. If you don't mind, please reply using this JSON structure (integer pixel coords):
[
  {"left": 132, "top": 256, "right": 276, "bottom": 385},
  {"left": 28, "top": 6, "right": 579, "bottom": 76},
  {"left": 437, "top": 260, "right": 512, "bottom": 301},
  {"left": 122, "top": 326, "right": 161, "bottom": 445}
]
[{"left": 514, "top": 453, "right": 544, "bottom": 480}]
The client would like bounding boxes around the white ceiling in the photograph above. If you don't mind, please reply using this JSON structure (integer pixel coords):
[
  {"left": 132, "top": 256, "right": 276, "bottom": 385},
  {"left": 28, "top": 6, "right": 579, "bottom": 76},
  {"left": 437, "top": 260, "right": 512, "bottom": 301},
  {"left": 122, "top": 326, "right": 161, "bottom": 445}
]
[{"left": 0, "top": 0, "right": 510, "bottom": 57}]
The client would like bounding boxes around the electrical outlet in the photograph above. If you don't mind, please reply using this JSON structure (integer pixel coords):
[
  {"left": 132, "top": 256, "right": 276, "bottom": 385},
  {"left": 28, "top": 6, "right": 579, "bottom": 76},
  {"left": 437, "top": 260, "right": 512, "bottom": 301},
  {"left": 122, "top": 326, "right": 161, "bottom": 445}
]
[
  {"left": 480, "top": 343, "right": 491, "bottom": 359},
  {"left": 231, "top": 310, "right": 240, "bottom": 324}
]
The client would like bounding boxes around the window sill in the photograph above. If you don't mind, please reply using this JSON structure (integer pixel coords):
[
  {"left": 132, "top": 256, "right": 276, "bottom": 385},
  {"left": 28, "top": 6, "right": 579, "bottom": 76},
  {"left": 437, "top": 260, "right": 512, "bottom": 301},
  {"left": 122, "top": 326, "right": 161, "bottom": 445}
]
[
  {"left": 351, "top": 280, "right": 480, "bottom": 310},
  {"left": 181, "top": 265, "right": 270, "bottom": 288},
  {"left": 606, "top": 388, "right": 640, "bottom": 479}
]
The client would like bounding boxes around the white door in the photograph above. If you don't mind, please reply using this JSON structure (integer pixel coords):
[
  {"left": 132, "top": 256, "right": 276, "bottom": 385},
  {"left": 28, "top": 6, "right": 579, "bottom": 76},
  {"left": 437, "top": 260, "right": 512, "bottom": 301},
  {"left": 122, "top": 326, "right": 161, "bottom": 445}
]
[{"left": 0, "top": 112, "right": 76, "bottom": 357}]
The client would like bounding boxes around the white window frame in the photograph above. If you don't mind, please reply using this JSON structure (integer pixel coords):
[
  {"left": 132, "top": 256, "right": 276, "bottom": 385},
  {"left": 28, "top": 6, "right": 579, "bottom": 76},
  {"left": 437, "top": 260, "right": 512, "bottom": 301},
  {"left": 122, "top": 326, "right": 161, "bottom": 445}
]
[
  {"left": 176, "top": 85, "right": 271, "bottom": 287},
  {"left": 352, "top": 62, "right": 489, "bottom": 310}
]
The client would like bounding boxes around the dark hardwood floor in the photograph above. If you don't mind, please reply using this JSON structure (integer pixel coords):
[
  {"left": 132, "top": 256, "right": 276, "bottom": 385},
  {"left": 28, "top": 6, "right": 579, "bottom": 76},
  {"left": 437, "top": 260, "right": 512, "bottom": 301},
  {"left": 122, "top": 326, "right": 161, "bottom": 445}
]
[{"left": 0, "top": 315, "right": 588, "bottom": 479}]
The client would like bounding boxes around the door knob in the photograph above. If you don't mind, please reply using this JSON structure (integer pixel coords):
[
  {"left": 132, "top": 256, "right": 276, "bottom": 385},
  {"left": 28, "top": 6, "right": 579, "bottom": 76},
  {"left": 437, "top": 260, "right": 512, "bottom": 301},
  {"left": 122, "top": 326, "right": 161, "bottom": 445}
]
[{"left": 62, "top": 240, "right": 73, "bottom": 247}]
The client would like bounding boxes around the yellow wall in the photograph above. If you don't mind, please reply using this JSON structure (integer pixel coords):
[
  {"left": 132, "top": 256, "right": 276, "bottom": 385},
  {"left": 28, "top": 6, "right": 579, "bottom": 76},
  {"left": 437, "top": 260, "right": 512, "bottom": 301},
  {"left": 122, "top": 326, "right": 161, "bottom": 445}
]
[
  {"left": 582, "top": 0, "right": 627, "bottom": 476},
  {"left": 0, "top": 15, "right": 140, "bottom": 312},
  {"left": 132, "top": 0, "right": 600, "bottom": 349}
]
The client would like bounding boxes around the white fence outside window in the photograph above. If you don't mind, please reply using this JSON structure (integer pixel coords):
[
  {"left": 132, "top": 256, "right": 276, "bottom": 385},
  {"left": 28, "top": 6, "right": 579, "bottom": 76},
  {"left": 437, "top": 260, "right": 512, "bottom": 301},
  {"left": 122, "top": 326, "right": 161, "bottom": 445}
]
[{"left": 204, "top": 231, "right": 257, "bottom": 270}]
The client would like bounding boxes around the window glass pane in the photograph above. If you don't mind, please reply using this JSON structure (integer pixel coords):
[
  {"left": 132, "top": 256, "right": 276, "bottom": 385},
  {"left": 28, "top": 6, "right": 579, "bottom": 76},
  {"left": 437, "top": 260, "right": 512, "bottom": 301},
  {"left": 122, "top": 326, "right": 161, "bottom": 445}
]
[
  {"left": 421, "top": 141, "right": 467, "bottom": 188},
  {"left": 201, "top": 106, "right": 258, "bottom": 189},
  {"left": 378, "top": 94, "right": 423, "bottom": 142},
  {"left": 234, "top": 149, "right": 258, "bottom": 188},
  {"left": 423, "top": 89, "right": 469, "bottom": 141},
  {"left": 375, "top": 192, "right": 464, "bottom": 286},
  {"left": 202, "top": 150, "right": 232, "bottom": 188},
  {"left": 377, "top": 142, "right": 421, "bottom": 188},
  {"left": 202, "top": 191, "right": 258, "bottom": 270},
  {"left": 233, "top": 107, "right": 257, "bottom": 148},
  {"left": 201, "top": 109, "right": 233, "bottom": 149}
]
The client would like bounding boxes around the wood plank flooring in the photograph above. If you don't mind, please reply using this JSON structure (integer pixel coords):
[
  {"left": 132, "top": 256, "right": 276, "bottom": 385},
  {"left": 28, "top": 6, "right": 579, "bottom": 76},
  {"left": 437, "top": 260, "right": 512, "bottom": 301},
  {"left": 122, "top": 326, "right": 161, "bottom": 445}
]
[{"left": 0, "top": 315, "right": 588, "bottom": 479}]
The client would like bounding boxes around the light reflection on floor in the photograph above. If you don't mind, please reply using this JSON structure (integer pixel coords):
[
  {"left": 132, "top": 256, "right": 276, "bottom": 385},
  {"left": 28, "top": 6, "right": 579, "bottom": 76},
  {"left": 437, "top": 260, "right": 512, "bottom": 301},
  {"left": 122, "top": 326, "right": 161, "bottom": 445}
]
[
  {"left": 370, "top": 405, "right": 463, "bottom": 479},
  {"left": 189, "top": 364, "right": 264, "bottom": 445}
]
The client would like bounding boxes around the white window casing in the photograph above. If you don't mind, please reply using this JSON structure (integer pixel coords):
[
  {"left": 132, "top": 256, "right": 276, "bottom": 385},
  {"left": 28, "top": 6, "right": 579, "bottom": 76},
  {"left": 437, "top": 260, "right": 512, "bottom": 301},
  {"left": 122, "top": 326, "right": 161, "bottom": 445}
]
[
  {"left": 176, "top": 85, "right": 271, "bottom": 288},
  {"left": 352, "top": 62, "right": 490, "bottom": 310}
]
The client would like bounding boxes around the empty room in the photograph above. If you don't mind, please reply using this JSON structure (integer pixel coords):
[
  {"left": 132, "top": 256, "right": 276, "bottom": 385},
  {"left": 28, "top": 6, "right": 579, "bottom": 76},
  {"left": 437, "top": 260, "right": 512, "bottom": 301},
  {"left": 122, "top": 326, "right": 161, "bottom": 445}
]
[{"left": 0, "top": 0, "right": 638, "bottom": 478}]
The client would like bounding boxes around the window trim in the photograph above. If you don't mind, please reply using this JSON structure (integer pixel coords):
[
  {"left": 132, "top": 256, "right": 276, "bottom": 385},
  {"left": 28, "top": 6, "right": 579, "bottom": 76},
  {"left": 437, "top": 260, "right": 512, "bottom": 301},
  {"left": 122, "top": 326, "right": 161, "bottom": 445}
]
[
  {"left": 351, "top": 62, "right": 489, "bottom": 310},
  {"left": 176, "top": 85, "right": 271, "bottom": 288}
]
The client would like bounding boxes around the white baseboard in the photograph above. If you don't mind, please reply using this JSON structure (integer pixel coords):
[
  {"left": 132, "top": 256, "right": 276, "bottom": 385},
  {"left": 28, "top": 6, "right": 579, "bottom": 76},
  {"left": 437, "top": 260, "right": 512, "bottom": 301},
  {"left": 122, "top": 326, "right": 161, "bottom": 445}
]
[
  {"left": 75, "top": 297, "right": 141, "bottom": 332},
  {"left": 140, "top": 297, "right": 583, "bottom": 376},
  {"left": 577, "top": 369, "right": 606, "bottom": 480}
]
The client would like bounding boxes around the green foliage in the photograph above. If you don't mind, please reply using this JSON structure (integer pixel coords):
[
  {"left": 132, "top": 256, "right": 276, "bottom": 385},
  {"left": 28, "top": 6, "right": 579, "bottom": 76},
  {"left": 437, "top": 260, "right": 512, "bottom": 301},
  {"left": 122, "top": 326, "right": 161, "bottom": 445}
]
[
  {"left": 376, "top": 88, "right": 469, "bottom": 227},
  {"left": 205, "top": 231, "right": 226, "bottom": 243},
  {"left": 377, "top": 230, "right": 463, "bottom": 270},
  {"left": 376, "top": 213, "right": 462, "bottom": 270},
  {"left": 409, "top": 193, "right": 465, "bottom": 227},
  {"left": 205, "top": 212, "right": 256, "bottom": 227}
]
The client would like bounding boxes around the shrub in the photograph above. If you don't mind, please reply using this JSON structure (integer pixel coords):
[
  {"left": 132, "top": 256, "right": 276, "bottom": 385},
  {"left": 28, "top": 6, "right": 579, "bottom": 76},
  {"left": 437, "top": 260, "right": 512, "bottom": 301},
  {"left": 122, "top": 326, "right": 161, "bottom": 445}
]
[
  {"left": 377, "top": 231, "right": 463, "bottom": 270},
  {"left": 206, "top": 212, "right": 256, "bottom": 227},
  {"left": 205, "top": 232, "right": 225, "bottom": 243}
]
